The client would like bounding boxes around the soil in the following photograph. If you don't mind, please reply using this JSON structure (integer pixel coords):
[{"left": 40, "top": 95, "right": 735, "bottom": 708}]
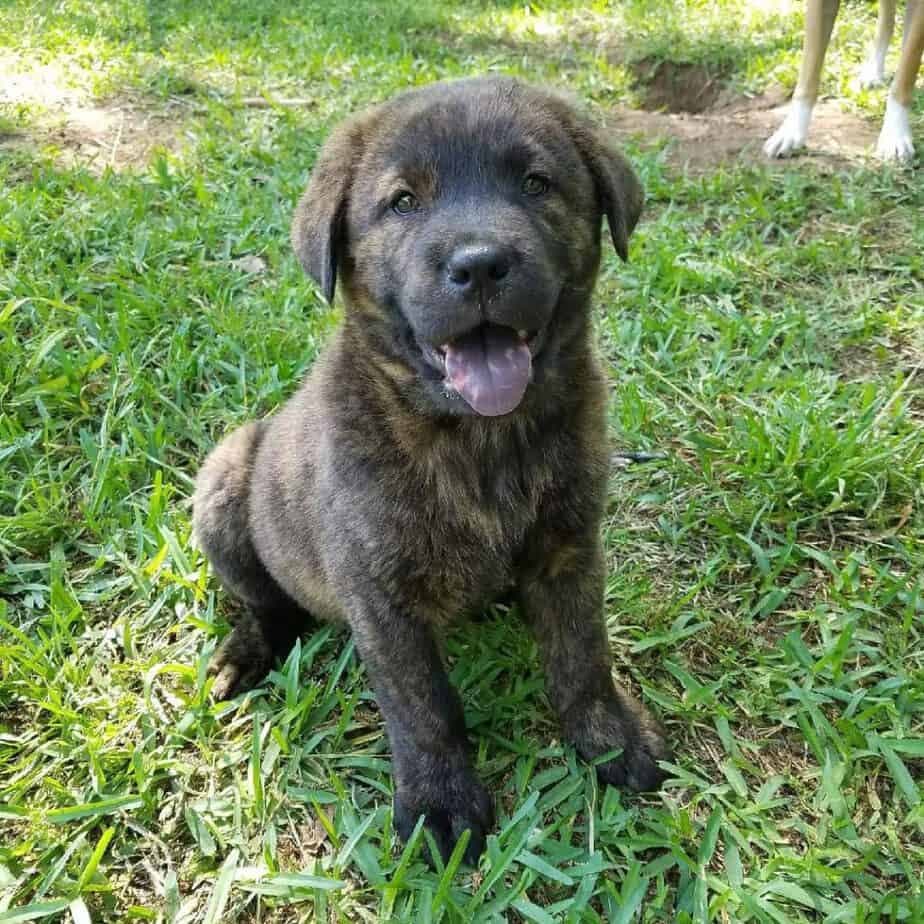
[
  {"left": 612, "top": 66, "right": 882, "bottom": 173},
  {"left": 0, "top": 52, "right": 886, "bottom": 175},
  {"left": 631, "top": 57, "right": 728, "bottom": 114},
  {"left": 0, "top": 55, "right": 191, "bottom": 172},
  {"left": 617, "top": 54, "right": 884, "bottom": 171}
]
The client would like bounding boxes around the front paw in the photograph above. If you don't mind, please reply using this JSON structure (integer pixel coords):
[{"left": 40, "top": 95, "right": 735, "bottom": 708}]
[
  {"left": 393, "top": 756, "right": 494, "bottom": 867},
  {"left": 563, "top": 689, "right": 671, "bottom": 792},
  {"left": 764, "top": 99, "right": 813, "bottom": 159},
  {"left": 876, "top": 98, "right": 915, "bottom": 163}
]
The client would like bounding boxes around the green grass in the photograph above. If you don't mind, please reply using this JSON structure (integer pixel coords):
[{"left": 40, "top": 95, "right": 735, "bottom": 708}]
[{"left": 2, "top": 0, "right": 923, "bottom": 921}]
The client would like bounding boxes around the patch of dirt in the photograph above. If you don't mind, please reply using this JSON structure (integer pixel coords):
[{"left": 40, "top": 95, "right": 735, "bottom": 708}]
[
  {"left": 835, "top": 339, "right": 922, "bottom": 382},
  {"left": 0, "top": 55, "right": 192, "bottom": 172},
  {"left": 276, "top": 818, "right": 332, "bottom": 867},
  {"left": 27, "top": 103, "right": 188, "bottom": 171},
  {"left": 631, "top": 58, "right": 727, "bottom": 114},
  {"left": 608, "top": 88, "right": 882, "bottom": 172}
]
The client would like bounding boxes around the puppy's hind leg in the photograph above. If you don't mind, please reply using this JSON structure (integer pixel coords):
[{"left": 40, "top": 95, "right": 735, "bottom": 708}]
[{"left": 193, "top": 421, "right": 309, "bottom": 699}]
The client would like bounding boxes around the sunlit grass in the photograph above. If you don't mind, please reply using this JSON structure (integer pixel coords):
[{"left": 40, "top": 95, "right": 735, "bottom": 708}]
[{"left": 1, "top": 0, "right": 922, "bottom": 921}]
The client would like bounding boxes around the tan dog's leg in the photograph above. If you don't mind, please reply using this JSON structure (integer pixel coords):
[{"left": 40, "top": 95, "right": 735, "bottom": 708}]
[
  {"left": 877, "top": 0, "right": 923, "bottom": 160},
  {"left": 859, "top": 0, "right": 898, "bottom": 87},
  {"left": 765, "top": 0, "right": 842, "bottom": 157}
]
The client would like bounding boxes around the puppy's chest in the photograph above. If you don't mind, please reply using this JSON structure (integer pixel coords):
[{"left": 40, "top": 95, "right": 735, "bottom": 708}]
[{"left": 382, "top": 451, "right": 551, "bottom": 622}]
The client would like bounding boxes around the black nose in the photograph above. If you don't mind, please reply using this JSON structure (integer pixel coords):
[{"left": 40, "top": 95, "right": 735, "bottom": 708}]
[{"left": 446, "top": 243, "right": 512, "bottom": 290}]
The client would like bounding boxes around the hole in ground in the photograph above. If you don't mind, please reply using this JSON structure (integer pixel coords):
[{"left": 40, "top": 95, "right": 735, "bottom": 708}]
[{"left": 631, "top": 57, "right": 728, "bottom": 114}]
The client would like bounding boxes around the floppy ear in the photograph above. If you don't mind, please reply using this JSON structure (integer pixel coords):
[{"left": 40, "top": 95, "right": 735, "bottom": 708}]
[
  {"left": 551, "top": 98, "right": 644, "bottom": 262},
  {"left": 291, "top": 118, "right": 366, "bottom": 303},
  {"left": 582, "top": 136, "right": 644, "bottom": 262}
]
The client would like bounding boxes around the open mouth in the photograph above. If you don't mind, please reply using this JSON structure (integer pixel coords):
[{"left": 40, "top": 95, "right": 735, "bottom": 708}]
[{"left": 419, "top": 323, "right": 541, "bottom": 417}]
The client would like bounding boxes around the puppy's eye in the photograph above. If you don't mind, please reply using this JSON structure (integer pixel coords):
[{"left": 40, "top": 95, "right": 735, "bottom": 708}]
[
  {"left": 521, "top": 174, "right": 550, "bottom": 196},
  {"left": 391, "top": 192, "right": 419, "bottom": 214}
]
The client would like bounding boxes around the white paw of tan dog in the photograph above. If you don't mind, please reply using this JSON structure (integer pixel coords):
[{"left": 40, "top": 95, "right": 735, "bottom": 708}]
[
  {"left": 876, "top": 96, "right": 915, "bottom": 162},
  {"left": 857, "top": 53, "right": 888, "bottom": 88},
  {"left": 764, "top": 99, "right": 814, "bottom": 158}
]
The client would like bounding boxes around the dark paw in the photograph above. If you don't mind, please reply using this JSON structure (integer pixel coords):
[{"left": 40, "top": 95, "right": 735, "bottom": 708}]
[
  {"left": 207, "top": 619, "right": 273, "bottom": 700},
  {"left": 593, "top": 727, "right": 670, "bottom": 791},
  {"left": 564, "top": 690, "right": 671, "bottom": 792},
  {"left": 394, "top": 763, "right": 494, "bottom": 867}
]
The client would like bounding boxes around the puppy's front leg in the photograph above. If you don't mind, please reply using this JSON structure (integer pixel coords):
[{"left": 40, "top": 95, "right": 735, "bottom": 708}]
[
  {"left": 348, "top": 597, "right": 493, "bottom": 865},
  {"left": 520, "top": 543, "right": 670, "bottom": 791}
]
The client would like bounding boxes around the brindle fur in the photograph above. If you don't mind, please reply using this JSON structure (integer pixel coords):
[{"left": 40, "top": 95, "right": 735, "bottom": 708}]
[{"left": 193, "top": 76, "right": 670, "bottom": 866}]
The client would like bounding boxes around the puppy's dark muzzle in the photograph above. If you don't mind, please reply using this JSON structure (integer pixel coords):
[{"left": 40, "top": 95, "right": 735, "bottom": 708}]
[
  {"left": 419, "top": 265, "right": 555, "bottom": 352},
  {"left": 401, "top": 227, "right": 561, "bottom": 414},
  {"left": 445, "top": 242, "right": 516, "bottom": 296}
]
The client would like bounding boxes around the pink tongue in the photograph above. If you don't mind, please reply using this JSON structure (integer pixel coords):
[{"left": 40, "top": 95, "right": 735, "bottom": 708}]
[{"left": 444, "top": 324, "right": 532, "bottom": 417}]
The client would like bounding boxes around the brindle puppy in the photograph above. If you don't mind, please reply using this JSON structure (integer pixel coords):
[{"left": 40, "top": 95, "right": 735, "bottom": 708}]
[{"left": 193, "top": 76, "right": 670, "bottom": 865}]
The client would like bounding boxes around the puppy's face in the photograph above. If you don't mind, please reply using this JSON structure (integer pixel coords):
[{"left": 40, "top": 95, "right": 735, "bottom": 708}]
[{"left": 293, "top": 78, "right": 643, "bottom": 417}]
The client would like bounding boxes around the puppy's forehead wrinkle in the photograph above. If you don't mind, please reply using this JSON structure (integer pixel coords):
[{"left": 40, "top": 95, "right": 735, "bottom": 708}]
[
  {"left": 370, "top": 95, "right": 577, "bottom": 193},
  {"left": 377, "top": 167, "right": 437, "bottom": 200}
]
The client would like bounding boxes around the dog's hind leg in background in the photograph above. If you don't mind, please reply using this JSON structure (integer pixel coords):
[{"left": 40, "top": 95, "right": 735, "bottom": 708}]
[
  {"left": 879, "top": 0, "right": 924, "bottom": 159},
  {"left": 764, "top": 0, "right": 922, "bottom": 162},
  {"left": 859, "top": 0, "right": 899, "bottom": 86}
]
